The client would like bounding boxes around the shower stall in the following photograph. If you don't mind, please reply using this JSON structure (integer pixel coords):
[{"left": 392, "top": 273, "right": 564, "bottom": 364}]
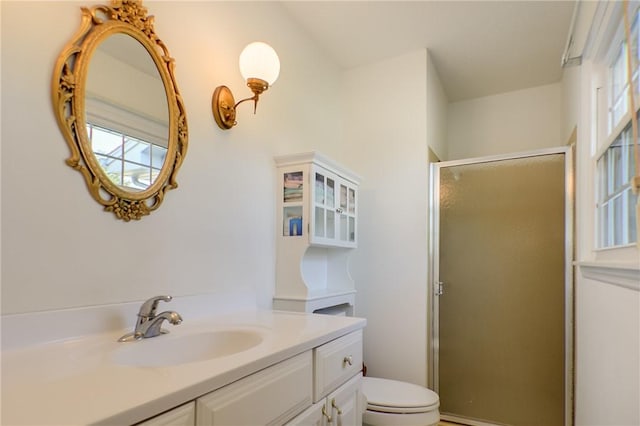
[{"left": 429, "top": 147, "right": 574, "bottom": 426}]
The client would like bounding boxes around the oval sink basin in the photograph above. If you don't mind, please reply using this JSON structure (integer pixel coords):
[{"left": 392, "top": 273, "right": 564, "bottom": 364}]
[{"left": 112, "top": 330, "right": 263, "bottom": 367}]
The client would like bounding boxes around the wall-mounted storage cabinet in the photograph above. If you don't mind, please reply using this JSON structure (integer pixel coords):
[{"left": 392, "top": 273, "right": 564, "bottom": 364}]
[
  {"left": 274, "top": 152, "right": 361, "bottom": 313},
  {"left": 278, "top": 152, "right": 359, "bottom": 248}
]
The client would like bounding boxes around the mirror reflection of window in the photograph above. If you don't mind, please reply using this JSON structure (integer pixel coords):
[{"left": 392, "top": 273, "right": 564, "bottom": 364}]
[
  {"left": 87, "top": 124, "right": 167, "bottom": 191},
  {"left": 85, "top": 33, "right": 169, "bottom": 191}
]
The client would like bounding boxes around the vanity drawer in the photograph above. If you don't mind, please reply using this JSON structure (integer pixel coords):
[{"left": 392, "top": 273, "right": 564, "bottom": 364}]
[
  {"left": 135, "top": 402, "right": 195, "bottom": 426},
  {"left": 197, "top": 351, "right": 313, "bottom": 425},
  {"left": 313, "top": 329, "right": 363, "bottom": 401}
]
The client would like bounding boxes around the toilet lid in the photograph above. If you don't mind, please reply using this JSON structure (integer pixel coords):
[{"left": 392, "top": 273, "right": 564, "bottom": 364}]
[{"left": 362, "top": 377, "right": 440, "bottom": 414}]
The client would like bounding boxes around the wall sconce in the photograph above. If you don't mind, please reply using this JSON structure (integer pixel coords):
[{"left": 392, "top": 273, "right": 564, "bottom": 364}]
[{"left": 212, "top": 41, "right": 280, "bottom": 130}]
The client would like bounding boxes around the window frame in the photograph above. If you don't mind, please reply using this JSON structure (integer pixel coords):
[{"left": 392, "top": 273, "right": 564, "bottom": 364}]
[{"left": 594, "top": 4, "right": 640, "bottom": 251}]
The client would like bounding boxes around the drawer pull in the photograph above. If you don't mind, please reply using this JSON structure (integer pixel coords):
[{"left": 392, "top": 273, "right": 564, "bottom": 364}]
[
  {"left": 331, "top": 398, "right": 343, "bottom": 415},
  {"left": 342, "top": 355, "right": 353, "bottom": 366},
  {"left": 322, "top": 405, "right": 332, "bottom": 423}
]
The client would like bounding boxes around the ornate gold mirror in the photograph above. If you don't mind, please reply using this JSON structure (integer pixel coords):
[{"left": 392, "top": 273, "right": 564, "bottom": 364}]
[{"left": 52, "top": 0, "right": 188, "bottom": 221}]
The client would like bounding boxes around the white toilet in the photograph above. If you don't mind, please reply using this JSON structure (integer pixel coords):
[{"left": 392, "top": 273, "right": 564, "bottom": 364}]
[{"left": 361, "top": 376, "right": 440, "bottom": 426}]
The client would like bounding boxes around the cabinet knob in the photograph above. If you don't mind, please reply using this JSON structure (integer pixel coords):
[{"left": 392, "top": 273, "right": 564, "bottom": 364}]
[
  {"left": 343, "top": 355, "right": 353, "bottom": 366},
  {"left": 336, "top": 207, "right": 344, "bottom": 214}
]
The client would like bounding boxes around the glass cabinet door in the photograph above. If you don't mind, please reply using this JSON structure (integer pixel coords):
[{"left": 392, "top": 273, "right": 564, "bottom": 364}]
[
  {"left": 326, "top": 177, "right": 336, "bottom": 239},
  {"left": 311, "top": 166, "right": 357, "bottom": 247},
  {"left": 314, "top": 172, "right": 325, "bottom": 238},
  {"left": 348, "top": 187, "right": 356, "bottom": 243},
  {"left": 314, "top": 170, "right": 338, "bottom": 241},
  {"left": 338, "top": 184, "right": 356, "bottom": 244},
  {"left": 339, "top": 184, "right": 348, "bottom": 242}
]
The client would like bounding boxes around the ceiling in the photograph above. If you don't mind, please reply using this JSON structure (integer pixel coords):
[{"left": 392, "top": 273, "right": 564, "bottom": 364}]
[{"left": 279, "top": 1, "right": 577, "bottom": 102}]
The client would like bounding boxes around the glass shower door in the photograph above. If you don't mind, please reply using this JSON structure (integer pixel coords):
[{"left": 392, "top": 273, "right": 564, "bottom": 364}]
[{"left": 432, "top": 150, "right": 571, "bottom": 426}]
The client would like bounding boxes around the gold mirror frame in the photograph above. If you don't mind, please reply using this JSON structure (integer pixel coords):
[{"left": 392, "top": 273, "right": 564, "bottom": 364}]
[{"left": 52, "top": 0, "right": 188, "bottom": 221}]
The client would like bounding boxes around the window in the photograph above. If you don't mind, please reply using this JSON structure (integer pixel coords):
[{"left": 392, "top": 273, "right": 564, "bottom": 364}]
[
  {"left": 597, "top": 124, "right": 638, "bottom": 247},
  {"left": 596, "top": 7, "right": 640, "bottom": 249},
  {"left": 87, "top": 123, "right": 167, "bottom": 191}
]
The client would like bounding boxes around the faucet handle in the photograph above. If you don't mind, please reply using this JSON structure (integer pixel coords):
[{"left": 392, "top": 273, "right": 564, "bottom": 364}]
[{"left": 138, "top": 295, "right": 172, "bottom": 318}]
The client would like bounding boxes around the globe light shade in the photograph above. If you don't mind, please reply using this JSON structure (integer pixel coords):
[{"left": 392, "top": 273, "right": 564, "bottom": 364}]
[{"left": 239, "top": 42, "right": 280, "bottom": 86}]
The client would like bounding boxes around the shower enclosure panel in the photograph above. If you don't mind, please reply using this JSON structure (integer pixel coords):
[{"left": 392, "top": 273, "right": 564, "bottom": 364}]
[{"left": 430, "top": 148, "right": 573, "bottom": 426}]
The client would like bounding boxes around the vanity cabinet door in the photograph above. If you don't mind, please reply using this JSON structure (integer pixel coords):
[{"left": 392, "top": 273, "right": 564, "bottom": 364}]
[
  {"left": 326, "top": 373, "right": 363, "bottom": 426},
  {"left": 135, "top": 402, "right": 195, "bottom": 426},
  {"left": 285, "top": 400, "right": 327, "bottom": 426},
  {"left": 196, "top": 351, "right": 313, "bottom": 425},
  {"left": 286, "top": 373, "right": 363, "bottom": 426}
]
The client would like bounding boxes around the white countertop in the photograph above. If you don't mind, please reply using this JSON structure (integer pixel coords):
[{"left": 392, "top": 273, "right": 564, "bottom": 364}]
[{"left": 1, "top": 309, "right": 366, "bottom": 425}]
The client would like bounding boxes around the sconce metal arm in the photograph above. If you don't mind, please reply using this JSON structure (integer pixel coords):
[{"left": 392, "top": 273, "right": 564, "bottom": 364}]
[
  {"left": 234, "top": 94, "right": 260, "bottom": 114},
  {"left": 212, "top": 78, "right": 270, "bottom": 129}
]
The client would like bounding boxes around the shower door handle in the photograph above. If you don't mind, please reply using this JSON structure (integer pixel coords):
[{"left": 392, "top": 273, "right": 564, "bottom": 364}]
[{"left": 435, "top": 281, "right": 444, "bottom": 296}]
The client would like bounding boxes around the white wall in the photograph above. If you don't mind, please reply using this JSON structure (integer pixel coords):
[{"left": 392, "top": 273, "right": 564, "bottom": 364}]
[
  {"left": 575, "top": 277, "right": 640, "bottom": 425},
  {"left": 427, "top": 50, "right": 449, "bottom": 161},
  {"left": 561, "top": 66, "right": 581, "bottom": 143},
  {"left": 447, "top": 83, "right": 563, "bottom": 160},
  {"left": 0, "top": 1, "right": 344, "bottom": 314},
  {"left": 341, "top": 49, "right": 429, "bottom": 386}
]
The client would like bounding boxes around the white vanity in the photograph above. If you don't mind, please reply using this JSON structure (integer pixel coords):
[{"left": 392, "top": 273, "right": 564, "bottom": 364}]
[{"left": 1, "top": 305, "right": 365, "bottom": 425}]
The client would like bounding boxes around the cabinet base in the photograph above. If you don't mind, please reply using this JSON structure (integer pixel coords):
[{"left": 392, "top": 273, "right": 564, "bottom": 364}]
[{"left": 273, "top": 291, "right": 356, "bottom": 315}]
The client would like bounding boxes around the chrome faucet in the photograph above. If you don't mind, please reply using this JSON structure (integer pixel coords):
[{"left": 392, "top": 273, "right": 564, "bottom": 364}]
[{"left": 118, "top": 295, "right": 183, "bottom": 342}]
